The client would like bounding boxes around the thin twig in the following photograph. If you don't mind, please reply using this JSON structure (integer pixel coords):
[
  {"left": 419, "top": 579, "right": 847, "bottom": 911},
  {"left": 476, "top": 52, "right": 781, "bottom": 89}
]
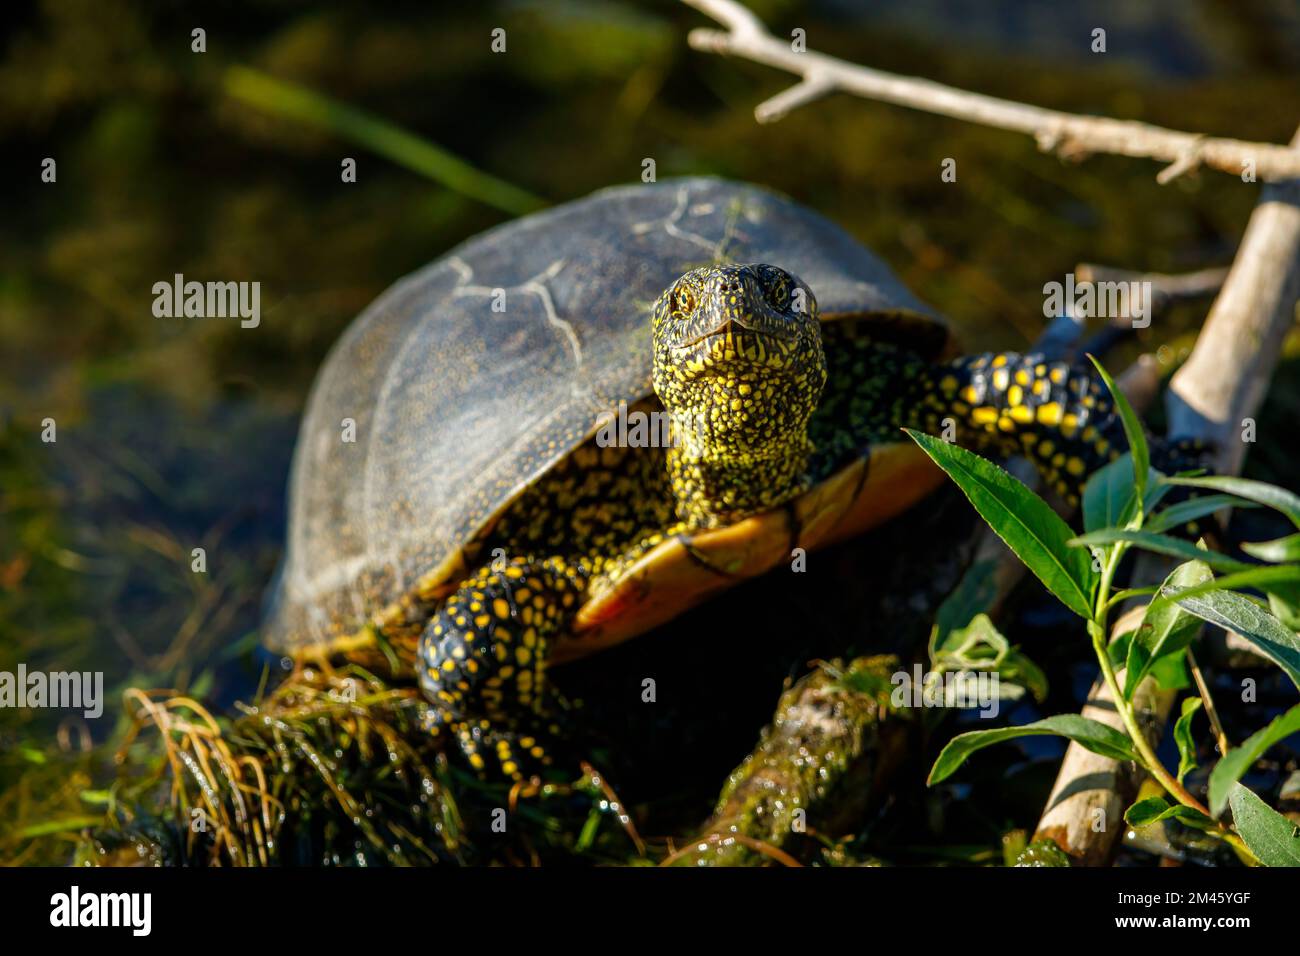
[
  {"left": 683, "top": 0, "right": 1300, "bottom": 183},
  {"left": 1075, "top": 264, "right": 1229, "bottom": 316},
  {"left": 1187, "top": 648, "right": 1231, "bottom": 757}
]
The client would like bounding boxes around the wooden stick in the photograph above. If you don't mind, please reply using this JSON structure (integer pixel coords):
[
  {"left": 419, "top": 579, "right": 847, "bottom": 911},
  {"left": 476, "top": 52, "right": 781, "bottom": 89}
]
[
  {"left": 1075, "top": 264, "right": 1229, "bottom": 316},
  {"left": 1168, "top": 134, "right": 1300, "bottom": 473},
  {"left": 682, "top": 0, "right": 1300, "bottom": 184}
]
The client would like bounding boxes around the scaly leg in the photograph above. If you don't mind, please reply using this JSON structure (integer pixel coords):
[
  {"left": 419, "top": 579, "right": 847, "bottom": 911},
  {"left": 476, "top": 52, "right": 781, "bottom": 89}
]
[
  {"left": 418, "top": 555, "right": 584, "bottom": 779},
  {"left": 904, "top": 351, "right": 1209, "bottom": 503}
]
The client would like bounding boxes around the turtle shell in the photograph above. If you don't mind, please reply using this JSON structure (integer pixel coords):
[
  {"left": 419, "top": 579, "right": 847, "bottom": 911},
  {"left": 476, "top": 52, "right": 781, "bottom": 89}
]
[{"left": 264, "top": 177, "right": 948, "bottom": 654}]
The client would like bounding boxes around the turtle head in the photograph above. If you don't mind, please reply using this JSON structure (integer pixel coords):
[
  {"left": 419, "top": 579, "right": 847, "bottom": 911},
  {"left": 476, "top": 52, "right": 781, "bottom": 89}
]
[
  {"left": 651, "top": 263, "right": 827, "bottom": 526},
  {"left": 651, "top": 263, "right": 827, "bottom": 421}
]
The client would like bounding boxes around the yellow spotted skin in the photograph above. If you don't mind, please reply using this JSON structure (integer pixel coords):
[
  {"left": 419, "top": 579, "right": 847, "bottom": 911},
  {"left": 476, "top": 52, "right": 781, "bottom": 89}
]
[
  {"left": 417, "top": 445, "right": 682, "bottom": 777},
  {"left": 652, "top": 264, "right": 827, "bottom": 528},
  {"left": 415, "top": 263, "right": 1193, "bottom": 780},
  {"left": 898, "top": 350, "right": 1126, "bottom": 506}
]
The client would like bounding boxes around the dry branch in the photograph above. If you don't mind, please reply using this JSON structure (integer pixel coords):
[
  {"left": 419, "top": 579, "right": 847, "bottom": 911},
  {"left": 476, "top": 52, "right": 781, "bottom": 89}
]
[
  {"left": 1075, "top": 264, "right": 1228, "bottom": 316},
  {"left": 1033, "top": 127, "right": 1300, "bottom": 865},
  {"left": 683, "top": 0, "right": 1300, "bottom": 184},
  {"left": 688, "top": 657, "right": 906, "bottom": 866}
]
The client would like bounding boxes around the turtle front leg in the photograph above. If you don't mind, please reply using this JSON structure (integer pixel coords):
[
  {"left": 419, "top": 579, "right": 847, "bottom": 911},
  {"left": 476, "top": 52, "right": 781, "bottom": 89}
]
[
  {"left": 903, "top": 352, "right": 1115, "bottom": 503},
  {"left": 418, "top": 554, "right": 584, "bottom": 780},
  {"left": 908, "top": 352, "right": 1209, "bottom": 503}
]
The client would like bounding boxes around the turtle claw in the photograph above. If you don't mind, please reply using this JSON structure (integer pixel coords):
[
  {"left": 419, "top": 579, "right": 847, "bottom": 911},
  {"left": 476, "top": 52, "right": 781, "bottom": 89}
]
[{"left": 443, "top": 717, "right": 558, "bottom": 782}]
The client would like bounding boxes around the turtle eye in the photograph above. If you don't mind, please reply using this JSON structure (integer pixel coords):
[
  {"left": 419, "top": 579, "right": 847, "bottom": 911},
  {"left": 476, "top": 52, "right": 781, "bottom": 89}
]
[
  {"left": 760, "top": 268, "right": 791, "bottom": 310},
  {"left": 672, "top": 286, "right": 697, "bottom": 316}
]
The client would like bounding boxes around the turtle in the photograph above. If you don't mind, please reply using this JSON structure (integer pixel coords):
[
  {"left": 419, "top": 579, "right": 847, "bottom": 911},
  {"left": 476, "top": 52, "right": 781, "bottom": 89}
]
[{"left": 265, "top": 177, "right": 1166, "bottom": 780}]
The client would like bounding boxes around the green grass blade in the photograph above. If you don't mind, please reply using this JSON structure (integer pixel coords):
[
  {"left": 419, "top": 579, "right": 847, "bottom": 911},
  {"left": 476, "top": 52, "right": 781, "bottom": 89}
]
[
  {"left": 224, "top": 66, "right": 547, "bottom": 216},
  {"left": 15, "top": 816, "right": 105, "bottom": 839}
]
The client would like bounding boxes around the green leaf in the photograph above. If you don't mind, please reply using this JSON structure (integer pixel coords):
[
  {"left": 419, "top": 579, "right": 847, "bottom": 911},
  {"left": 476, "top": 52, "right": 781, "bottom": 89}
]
[
  {"left": 1125, "top": 795, "right": 1215, "bottom": 831},
  {"left": 1000, "top": 651, "right": 1050, "bottom": 703},
  {"left": 1243, "top": 533, "right": 1300, "bottom": 563},
  {"left": 1174, "top": 696, "right": 1202, "bottom": 783},
  {"left": 930, "top": 559, "right": 1000, "bottom": 658},
  {"left": 932, "top": 613, "right": 1049, "bottom": 703},
  {"left": 1150, "top": 651, "right": 1190, "bottom": 691},
  {"left": 1153, "top": 568, "right": 1300, "bottom": 642},
  {"left": 1170, "top": 588, "right": 1300, "bottom": 691},
  {"left": 1142, "top": 478, "right": 1175, "bottom": 516},
  {"left": 1107, "top": 629, "right": 1134, "bottom": 668},
  {"left": 1070, "top": 529, "right": 1251, "bottom": 573},
  {"left": 1268, "top": 587, "right": 1300, "bottom": 631},
  {"left": 928, "top": 715, "right": 1137, "bottom": 785},
  {"left": 1209, "top": 703, "right": 1300, "bottom": 818},
  {"left": 935, "top": 612, "right": 1007, "bottom": 663},
  {"left": 907, "top": 430, "right": 1096, "bottom": 619},
  {"left": 1228, "top": 784, "right": 1300, "bottom": 867},
  {"left": 1146, "top": 495, "right": 1248, "bottom": 534},
  {"left": 1164, "top": 476, "right": 1300, "bottom": 529},
  {"left": 1088, "top": 355, "right": 1149, "bottom": 508},
  {"left": 1107, "top": 586, "right": 1160, "bottom": 606},
  {"left": 1083, "top": 454, "right": 1137, "bottom": 534},
  {"left": 1123, "top": 560, "right": 1213, "bottom": 699},
  {"left": 1159, "top": 565, "right": 1300, "bottom": 603},
  {"left": 1124, "top": 797, "right": 1171, "bottom": 827}
]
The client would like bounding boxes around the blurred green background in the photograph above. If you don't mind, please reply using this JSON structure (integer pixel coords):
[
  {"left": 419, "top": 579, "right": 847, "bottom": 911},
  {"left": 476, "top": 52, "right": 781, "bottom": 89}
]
[{"left": 2, "top": 0, "right": 1298, "bottom": 862}]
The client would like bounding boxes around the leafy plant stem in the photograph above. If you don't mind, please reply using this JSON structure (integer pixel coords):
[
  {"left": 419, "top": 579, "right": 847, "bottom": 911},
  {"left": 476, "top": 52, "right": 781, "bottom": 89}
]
[{"left": 1088, "top": 546, "right": 1256, "bottom": 862}]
